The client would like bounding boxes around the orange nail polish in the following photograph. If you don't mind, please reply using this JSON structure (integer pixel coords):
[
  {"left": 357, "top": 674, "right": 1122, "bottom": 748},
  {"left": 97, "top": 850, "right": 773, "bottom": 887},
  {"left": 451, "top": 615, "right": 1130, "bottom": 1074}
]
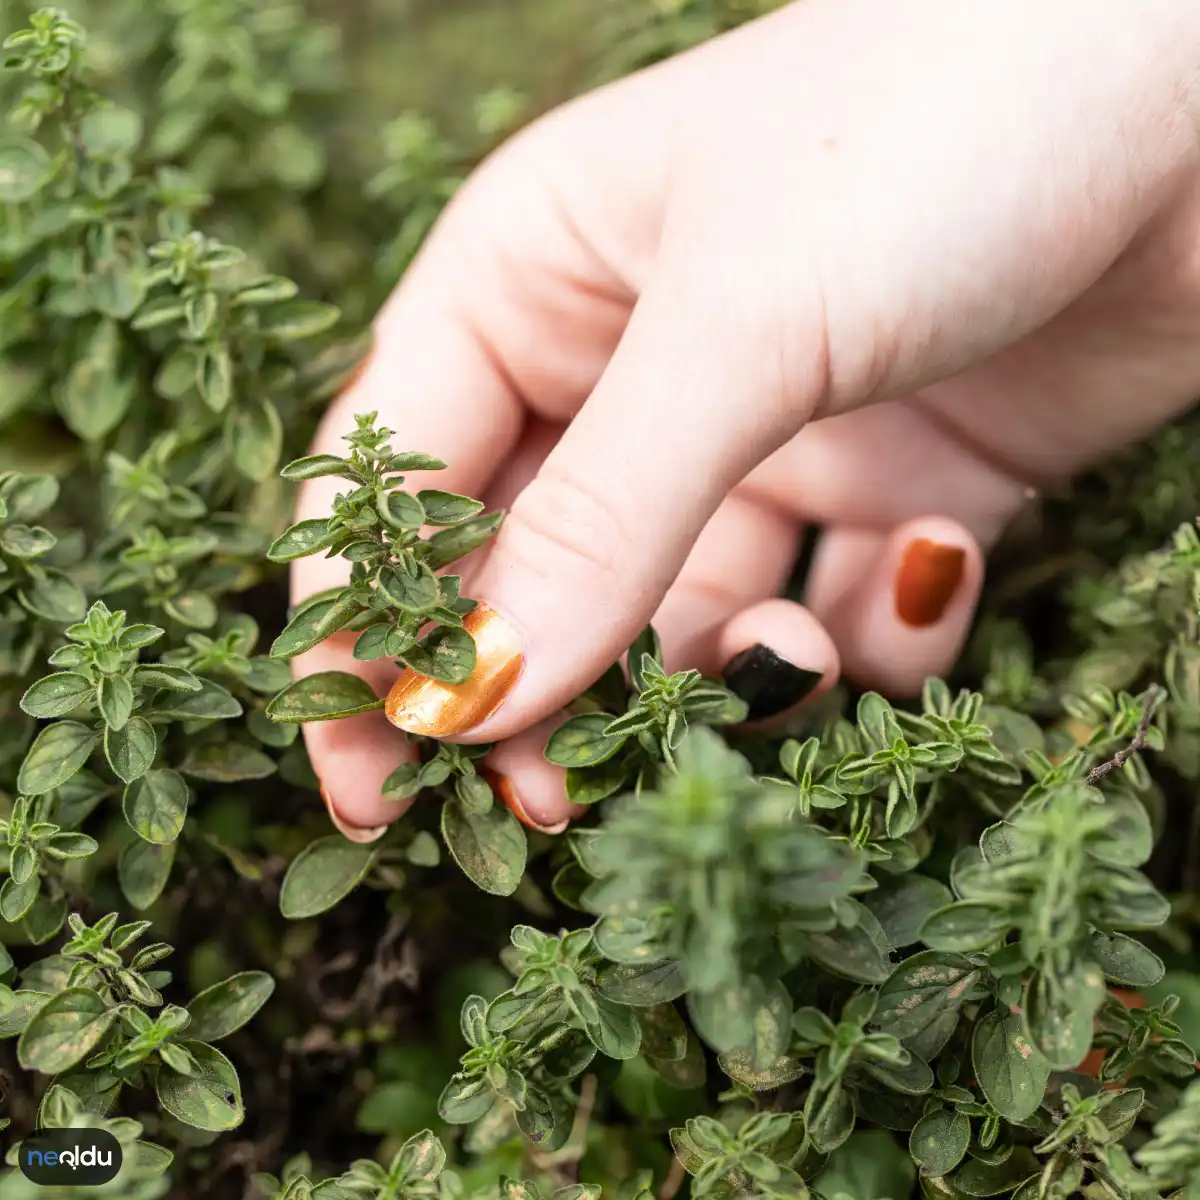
[
  {"left": 385, "top": 604, "right": 523, "bottom": 738},
  {"left": 895, "top": 539, "right": 966, "bottom": 627},
  {"left": 482, "top": 769, "right": 568, "bottom": 835},
  {"left": 319, "top": 784, "right": 386, "bottom": 844}
]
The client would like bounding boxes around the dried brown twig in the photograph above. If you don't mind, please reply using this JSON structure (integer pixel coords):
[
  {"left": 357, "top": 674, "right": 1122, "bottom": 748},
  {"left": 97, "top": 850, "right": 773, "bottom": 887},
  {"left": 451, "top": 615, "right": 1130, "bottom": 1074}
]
[{"left": 1086, "top": 684, "right": 1164, "bottom": 786}]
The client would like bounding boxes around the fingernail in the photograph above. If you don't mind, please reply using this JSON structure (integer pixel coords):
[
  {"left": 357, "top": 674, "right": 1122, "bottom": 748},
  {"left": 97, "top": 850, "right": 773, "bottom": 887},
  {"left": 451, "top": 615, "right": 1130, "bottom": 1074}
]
[
  {"left": 319, "top": 784, "right": 386, "bottom": 844},
  {"left": 385, "top": 603, "right": 524, "bottom": 737},
  {"left": 721, "top": 644, "right": 822, "bottom": 721},
  {"left": 895, "top": 539, "right": 967, "bottom": 627},
  {"left": 482, "top": 769, "right": 568, "bottom": 835}
]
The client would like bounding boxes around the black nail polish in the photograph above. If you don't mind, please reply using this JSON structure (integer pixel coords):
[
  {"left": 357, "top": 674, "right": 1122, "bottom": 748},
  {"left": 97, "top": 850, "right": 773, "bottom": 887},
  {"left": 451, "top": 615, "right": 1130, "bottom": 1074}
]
[{"left": 721, "top": 644, "right": 822, "bottom": 721}]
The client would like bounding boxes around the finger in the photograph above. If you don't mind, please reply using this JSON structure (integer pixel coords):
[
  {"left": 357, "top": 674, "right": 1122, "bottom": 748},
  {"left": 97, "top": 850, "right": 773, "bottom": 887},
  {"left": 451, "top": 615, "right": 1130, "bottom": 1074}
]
[
  {"left": 303, "top": 633, "right": 418, "bottom": 842},
  {"left": 717, "top": 598, "right": 841, "bottom": 727},
  {"left": 483, "top": 714, "right": 587, "bottom": 835},
  {"left": 806, "top": 516, "right": 984, "bottom": 698},
  {"left": 384, "top": 250, "right": 812, "bottom": 743},
  {"left": 651, "top": 491, "right": 800, "bottom": 674}
]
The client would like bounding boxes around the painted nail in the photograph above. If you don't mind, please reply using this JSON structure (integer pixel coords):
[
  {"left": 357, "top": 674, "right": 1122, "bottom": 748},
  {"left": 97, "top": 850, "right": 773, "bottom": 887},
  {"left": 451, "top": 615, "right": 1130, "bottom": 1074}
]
[
  {"left": 895, "top": 539, "right": 967, "bottom": 627},
  {"left": 483, "top": 769, "right": 568, "bottom": 835},
  {"left": 721, "top": 644, "right": 822, "bottom": 721},
  {"left": 385, "top": 603, "right": 524, "bottom": 737},
  {"left": 319, "top": 784, "right": 386, "bottom": 844}
]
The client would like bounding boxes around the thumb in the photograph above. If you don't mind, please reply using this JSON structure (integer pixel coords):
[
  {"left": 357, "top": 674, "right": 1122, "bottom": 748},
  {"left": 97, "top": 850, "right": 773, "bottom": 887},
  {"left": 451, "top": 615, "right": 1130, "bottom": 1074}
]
[{"left": 384, "top": 263, "right": 825, "bottom": 742}]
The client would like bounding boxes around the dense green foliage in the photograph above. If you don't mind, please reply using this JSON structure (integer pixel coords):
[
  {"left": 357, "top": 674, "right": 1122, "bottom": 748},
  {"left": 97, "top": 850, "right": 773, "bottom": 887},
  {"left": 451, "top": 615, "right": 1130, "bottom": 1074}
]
[{"left": 1, "top": 1, "right": 1198, "bottom": 1197}]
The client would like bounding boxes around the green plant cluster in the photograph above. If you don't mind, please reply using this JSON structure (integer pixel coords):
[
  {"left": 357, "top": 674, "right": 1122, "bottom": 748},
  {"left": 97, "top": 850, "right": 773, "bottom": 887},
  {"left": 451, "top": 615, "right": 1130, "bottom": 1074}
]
[{"left": 1, "top": 1, "right": 1198, "bottom": 1198}]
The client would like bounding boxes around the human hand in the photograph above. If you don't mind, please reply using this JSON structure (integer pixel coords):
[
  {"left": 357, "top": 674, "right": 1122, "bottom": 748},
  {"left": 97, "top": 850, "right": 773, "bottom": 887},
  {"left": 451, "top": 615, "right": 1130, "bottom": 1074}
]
[{"left": 291, "top": 0, "right": 1200, "bottom": 840}]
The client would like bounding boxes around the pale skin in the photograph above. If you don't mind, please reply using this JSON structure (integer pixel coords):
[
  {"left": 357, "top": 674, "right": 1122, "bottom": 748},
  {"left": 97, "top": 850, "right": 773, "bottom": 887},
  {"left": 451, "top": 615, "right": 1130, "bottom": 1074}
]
[{"left": 292, "top": 0, "right": 1200, "bottom": 839}]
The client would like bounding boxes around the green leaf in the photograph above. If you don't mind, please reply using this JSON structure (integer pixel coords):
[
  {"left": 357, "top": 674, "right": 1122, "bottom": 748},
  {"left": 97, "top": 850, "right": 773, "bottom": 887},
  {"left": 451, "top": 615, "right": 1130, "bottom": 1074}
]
[
  {"left": 545, "top": 714, "right": 626, "bottom": 768},
  {"left": 118, "top": 838, "right": 175, "bottom": 910},
  {"left": 0, "top": 990, "right": 50, "bottom": 1038},
  {"left": 79, "top": 104, "right": 142, "bottom": 155},
  {"left": 424, "top": 511, "right": 504, "bottom": 570},
  {"left": 186, "top": 972, "right": 275, "bottom": 1042},
  {"left": 1022, "top": 960, "right": 1107, "bottom": 1070},
  {"left": 270, "top": 597, "right": 363, "bottom": 658},
  {"left": 718, "top": 1047, "right": 806, "bottom": 1091},
  {"left": 104, "top": 716, "right": 157, "bottom": 784},
  {"left": 804, "top": 902, "right": 893, "bottom": 984},
  {"left": 0, "top": 875, "right": 39, "bottom": 923},
  {"left": 148, "top": 679, "right": 242, "bottom": 721},
  {"left": 972, "top": 1007, "right": 1050, "bottom": 1121},
  {"left": 1089, "top": 930, "right": 1165, "bottom": 988},
  {"left": 265, "top": 671, "right": 383, "bottom": 722},
  {"left": 122, "top": 769, "right": 189, "bottom": 844},
  {"left": 403, "top": 625, "right": 476, "bottom": 685},
  {"left": 179, "top": 743, "right": 276, "bottom": 782},
  {"left": 280, "top": 454, "right": 360, "bottom": 483},
  {"left": 279, "top": 836, "right": 378, "bottom": 919},
  {"left": 259, "top": 300, "right": 340, "bottom": 341},
  {"left": 18, "top": 722, "right": 100, "bottom": 795},
  {"left": 587, "top": 998, "right": 642, "bottom": 1060},
  {"left": 267, "top": 519, "right": 336, "bottom": 563},
  {"left": 873, "top": 951, "right": 982, "bottom": 1042},
  {"left": 920, "top": 902, "right": 1006, "bottom": 952},
  {"left": 20, "top": 569, "right": 87, "bottom": 623},
  {"left": 17, "top": 988, "right": 116, "bottom": 1073},
  {"left": 20, "top": 672, "right": 92, "bottom": 719},
  {"left": 441, "top": 799, "right": 526, "bottom": 896},
  {"left": 953, "top": 1149, "right": 1039, "bottom": 1197},
  {"left": 377, "top": 563, "right": 439, "bottom": 613},
  {"left": 97, "top": 674, "right": 134, "bottom": 731},
  {"left": 155, "top": 1041, "right": 244, "bottom": 1131},
  {"left": 0, "top": 137, "right": 49, "bottom": 202},
  {"left": 594, "top": 960, "right": 688, "bottom": 1007},
  {"left": 416, "top": 489, "right": 485, "bottom": 525},
  {"left": 865, "top": 875, "right": 954, "bottom": 950},
  {"left": 910, "top": 1107, "right": 971, "bottom": 1178},
  {"left": 230, "top": 399, "right": 283, "bottom": 482}
]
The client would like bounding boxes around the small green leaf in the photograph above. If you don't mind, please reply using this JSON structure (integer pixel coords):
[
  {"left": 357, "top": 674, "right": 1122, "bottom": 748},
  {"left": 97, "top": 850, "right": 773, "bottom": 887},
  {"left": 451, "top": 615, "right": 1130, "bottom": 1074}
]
[
  {"left": 20, "top": 673, "right": 92, "bottom": 719},
  {"left": 972, "top": 1007, "right": 1050, "bottom": 1121},
  {"left": 17, "top": 988, "right": 115, "bottom": 1073},
  {"left": 403, "top": 625, "right": 476, "bottom": 685},
  {"left": 377, "top": 563, "right": 439, "bottom": 613},
  {"left": 97, "top": 674, "right": 134, "bottom": 731},
  {"left": 122, "top": 769, "right": 189, "bottom": 844},
  {"left": 804, "top": 902, "right": 893, "bottom": 984},
  {"left": 279, "top": 836, "right": 378, "bottom": 919},
  {"left": 594, "top": 960, "right": 688, "bottom": 1006},
  {"left": 270, "top": 597, "right": 363, "bottom": 658},
  {"left": 416, "top": 489, "right": 485, "bottom": 525},
  {"left": 186, "top": 972, "right": 275, "bottom": 1042},
  {"left": 230, "top": 398, "right": 283, "bottom": 482},
  {"left": 424, "top": 511, "right": 503, "bottom": 570},
  {"left": 920, "top": 902, "right": 1006, "bottom": 952},
  {"left": 259, "top": 300, "right": 340, "bottom": 341},
  {"left": 265, "top": 671, "right": 383, "bottom": 722},
  {"left": 155, "top": 1041, "right": 244, "bottom": 1131},
  {"left": 179, "top": 743, "right": 276, "bottom": 782},
  {"left": 119, "top": 838, "right": 175, "bottom": 910},
  {"left": 1022, "top": 960, "right": 1106, "bottom": 1070},
  {"left": 267, "top": 519, "right": 336, "bottom": 563},
  {"left": 874, "top": 951, "right": 982, "bottom": 1042},
  {"left": 910, "top": 1107, "right": 970, "bottom": 1178},
  {"left": 105, "top": 716, "right": 157, "bottom": 784},
  {"left": 0, "top": 137, "right": 49, "bottom": 202},
  {"left": 545, "top": 714, "right": 626, "bottom": 768},
  {"left": 18, "top": 722, "right": 100, "bottom": 795},
  {"left": 441, "top": 799, "right": 526, "bottom": 896},
  {"left": 0, "top": 875, "right": 39, "bottom": 923},
  {"left": 280, "top": 454, "right": 361, "bottom": 483},
  {"left": 718, "top": 1047, "right": 806, "bottom": 1091},
  {"left": 1088, "top": 930, "right": 1165, "bottom": 988}
]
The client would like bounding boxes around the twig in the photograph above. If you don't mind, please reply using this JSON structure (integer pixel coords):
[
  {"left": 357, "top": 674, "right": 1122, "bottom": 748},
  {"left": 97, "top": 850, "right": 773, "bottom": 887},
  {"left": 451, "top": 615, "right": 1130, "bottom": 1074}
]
[{"left": 1085, "top": 684, "right": 1164, "bottom": 787}]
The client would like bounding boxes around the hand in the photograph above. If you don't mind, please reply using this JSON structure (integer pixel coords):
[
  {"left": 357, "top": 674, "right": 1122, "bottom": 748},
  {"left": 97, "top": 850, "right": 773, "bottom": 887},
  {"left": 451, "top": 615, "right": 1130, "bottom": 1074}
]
[{"left": 291, "top": 0, "right": 1200, "bottom": 841}]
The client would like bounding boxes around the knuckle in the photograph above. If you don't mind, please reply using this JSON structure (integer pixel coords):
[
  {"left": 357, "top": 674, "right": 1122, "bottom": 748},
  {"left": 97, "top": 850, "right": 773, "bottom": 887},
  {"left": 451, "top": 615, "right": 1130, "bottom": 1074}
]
[{"left": 499, "top": 473, "right": 629, "bottom": 589}]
